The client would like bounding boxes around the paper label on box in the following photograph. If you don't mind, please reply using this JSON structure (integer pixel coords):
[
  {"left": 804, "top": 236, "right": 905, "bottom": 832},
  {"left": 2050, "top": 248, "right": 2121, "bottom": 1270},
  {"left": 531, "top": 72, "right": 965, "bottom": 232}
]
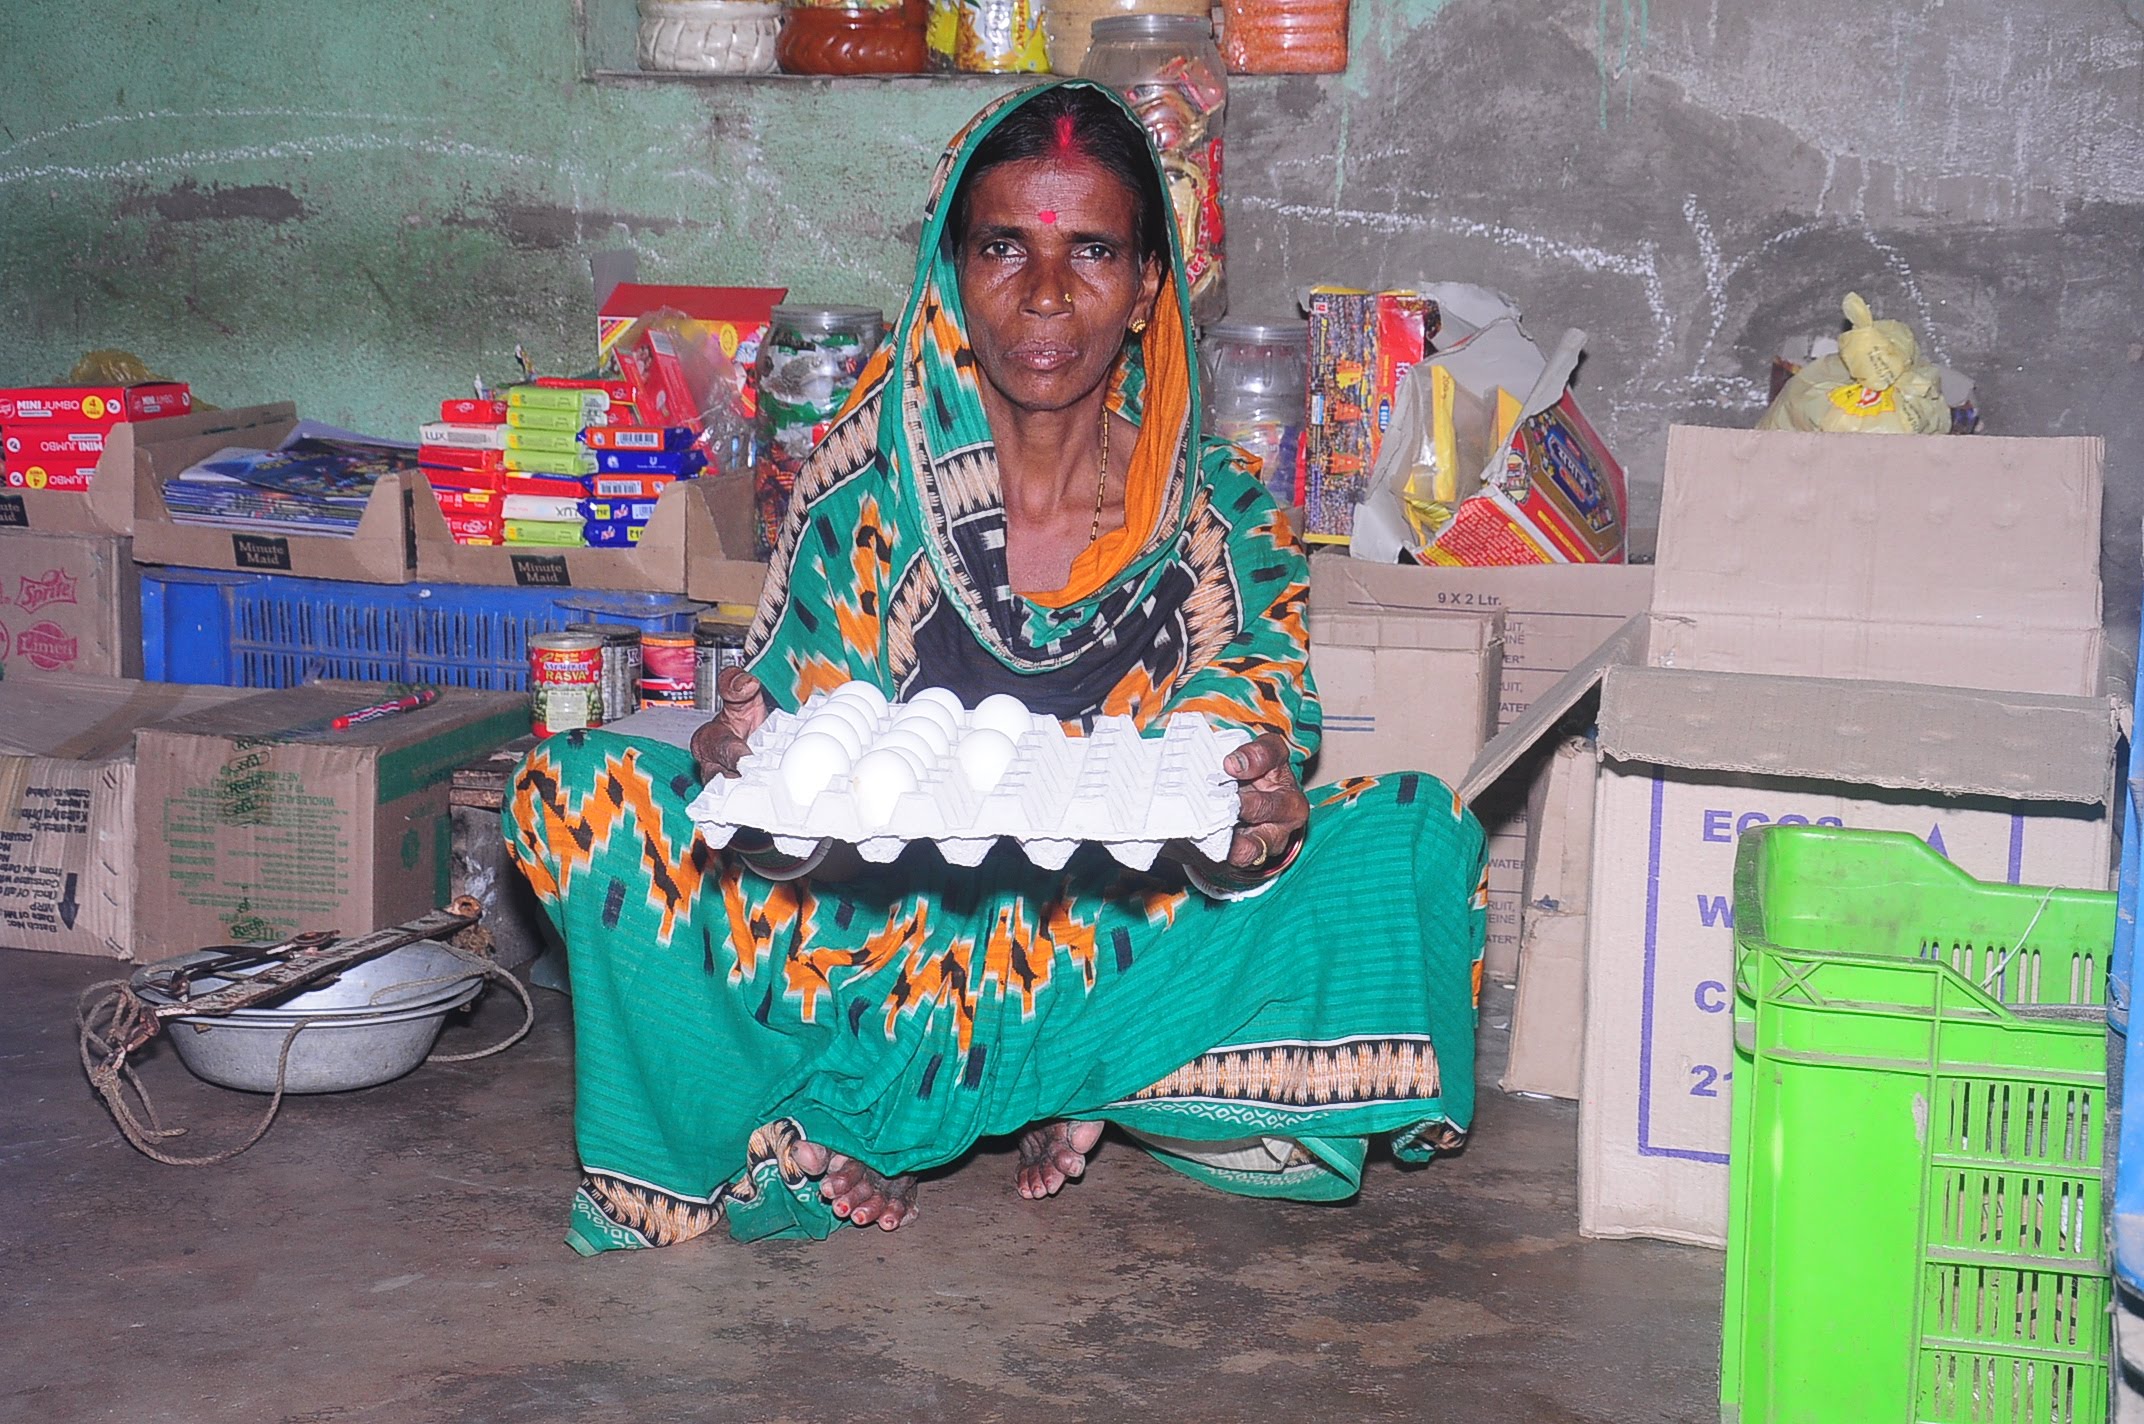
[
  {"left": 0, "top": 496, "right": 26, "bottom": 528},
  {"left": 511, "top": 553, "right": 571, "bottom": 588},
  {"left": 232, "top": 534, "right": 293, "bottom": 571},
  {"left": 1610, "top": 766, "right": 2098, "bottom": 1167}
]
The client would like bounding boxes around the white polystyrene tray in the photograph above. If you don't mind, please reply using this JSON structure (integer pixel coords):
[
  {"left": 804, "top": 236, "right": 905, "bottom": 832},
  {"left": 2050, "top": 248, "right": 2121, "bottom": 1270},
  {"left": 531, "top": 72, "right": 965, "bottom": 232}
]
[{"left": 685, "top": 694, "right": 1249, "bottom": 871}]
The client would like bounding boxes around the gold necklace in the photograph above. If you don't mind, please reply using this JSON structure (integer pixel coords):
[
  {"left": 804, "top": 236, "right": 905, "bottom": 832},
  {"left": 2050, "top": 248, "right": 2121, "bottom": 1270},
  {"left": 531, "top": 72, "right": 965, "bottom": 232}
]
[{"left": 1090, "top": 402, "right": 1110, "bottom": 542}]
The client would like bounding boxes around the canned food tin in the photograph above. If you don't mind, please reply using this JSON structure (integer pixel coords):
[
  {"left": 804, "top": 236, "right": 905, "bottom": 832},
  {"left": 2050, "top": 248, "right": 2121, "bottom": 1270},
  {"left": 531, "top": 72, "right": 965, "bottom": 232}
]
[
  {"left": 564, "top": 622, "right": 643, "bottom": 728},
  {"left": 529, "top": 633, "right": 605, "bottom": 736},
  {"left": 694, "top": 620, "right": 750, "bottom": 710},
  {"left": 640, "top": 631, "right": 697, "bottom": 709}
]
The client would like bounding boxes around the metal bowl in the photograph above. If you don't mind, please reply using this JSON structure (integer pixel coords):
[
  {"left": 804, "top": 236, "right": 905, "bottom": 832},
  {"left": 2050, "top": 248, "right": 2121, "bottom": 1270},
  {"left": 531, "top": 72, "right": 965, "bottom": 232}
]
[
  {"left": 129, "top": 941, "right": 492, "bottom": 1094},
  {"left": 131, "top": 941, "right": 485, "bottom": 1020},
  {"left": 154, "top": 979, "right": 486, "bottom": 1094}
]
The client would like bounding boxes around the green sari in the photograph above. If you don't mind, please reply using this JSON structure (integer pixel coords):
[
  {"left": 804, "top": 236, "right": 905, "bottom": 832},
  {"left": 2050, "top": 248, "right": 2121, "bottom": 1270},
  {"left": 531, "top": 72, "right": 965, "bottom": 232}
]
[{"left": 506, "top": 82, "right": 1487, "bottom": 1253}]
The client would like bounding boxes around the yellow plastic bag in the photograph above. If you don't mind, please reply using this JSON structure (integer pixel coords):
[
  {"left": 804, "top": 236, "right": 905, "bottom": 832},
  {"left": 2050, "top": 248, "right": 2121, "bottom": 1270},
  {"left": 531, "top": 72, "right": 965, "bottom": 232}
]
[{"left": 1757, "top": 292, "right": 1948, "bottom": 435}]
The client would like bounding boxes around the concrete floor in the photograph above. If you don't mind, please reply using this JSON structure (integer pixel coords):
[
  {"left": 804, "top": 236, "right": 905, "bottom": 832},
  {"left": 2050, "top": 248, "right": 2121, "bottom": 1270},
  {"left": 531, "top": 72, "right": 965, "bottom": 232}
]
[{"left": 3, "top": 958, "right": 1722, "bottom": 1424}]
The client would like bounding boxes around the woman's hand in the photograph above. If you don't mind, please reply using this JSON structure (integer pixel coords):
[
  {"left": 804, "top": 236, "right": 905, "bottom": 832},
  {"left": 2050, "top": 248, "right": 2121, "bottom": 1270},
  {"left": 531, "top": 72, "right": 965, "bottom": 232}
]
[
  {"left": 689, "top": 668, "right": 773, "bottom": 781},
  {"left": 1221, "top": 733, "right": 1309, "bottom": 874}
]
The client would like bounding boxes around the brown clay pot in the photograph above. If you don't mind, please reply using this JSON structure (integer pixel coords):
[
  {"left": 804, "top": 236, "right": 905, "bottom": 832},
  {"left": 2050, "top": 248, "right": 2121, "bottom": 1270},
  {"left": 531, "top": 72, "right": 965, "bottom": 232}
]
[{"left": 777, "top": 0, "right": 931, "bottom": 74}]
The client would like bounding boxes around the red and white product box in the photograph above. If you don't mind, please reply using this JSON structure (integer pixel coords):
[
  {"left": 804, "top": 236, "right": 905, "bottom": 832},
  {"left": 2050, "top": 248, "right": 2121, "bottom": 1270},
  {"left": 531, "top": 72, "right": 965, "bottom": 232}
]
[
  {"left": 4, "top": 427, "right": 106, "bottom": 491},
  {"left": 440, "top": 398, "right": 510, "bottom": 425},
  {"left": 443, "top": 511, "right": 504, "bottom": 544},
  {"left": 434, "top": 489, "right": 501, "bottom": 518},
  {"left": 0, "top": 382, "right": 191, "bottom": 431},
  {"left": 588, "top": 472, "right": 679, "bottom": 501}
]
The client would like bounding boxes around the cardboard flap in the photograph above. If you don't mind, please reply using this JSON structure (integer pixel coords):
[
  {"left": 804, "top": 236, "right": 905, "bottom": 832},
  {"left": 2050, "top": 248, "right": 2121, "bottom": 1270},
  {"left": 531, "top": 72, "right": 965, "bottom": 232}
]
[
  {"left": 0, "top": 675, "right": 244, "bottom": 762},
  {"left": 1653, "top": 426, "right": 2104, "bottom": 639},
  {"left": 1458, "top": 612, "right": 1649, "bottom": 800},
  {"left": 1596, "top": 664, "right": 2115, "bottom": 804}
]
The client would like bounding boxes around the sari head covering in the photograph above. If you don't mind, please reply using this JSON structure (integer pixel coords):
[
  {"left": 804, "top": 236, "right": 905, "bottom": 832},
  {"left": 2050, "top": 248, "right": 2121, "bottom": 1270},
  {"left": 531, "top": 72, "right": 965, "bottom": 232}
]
[{"left": 743, "top": 81, "right": 1321, "bottom": 772}]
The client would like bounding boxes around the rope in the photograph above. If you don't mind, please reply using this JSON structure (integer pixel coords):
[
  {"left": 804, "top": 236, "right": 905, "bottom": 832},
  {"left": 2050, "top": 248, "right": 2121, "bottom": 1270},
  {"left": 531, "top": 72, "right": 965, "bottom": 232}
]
[{"left": 78, "top": 944, "right": 536, "bottom": 1167}]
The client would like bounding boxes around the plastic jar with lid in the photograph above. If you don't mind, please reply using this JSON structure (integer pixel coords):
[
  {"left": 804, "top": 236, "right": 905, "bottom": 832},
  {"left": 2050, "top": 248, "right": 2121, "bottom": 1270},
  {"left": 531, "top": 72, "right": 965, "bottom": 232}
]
[
  {"left": 1201, "top": 319, "right": 1308, "bottom": 505},
  {"left": 1039, "top": 0, "right": 1204, "bottom": 77},
  {"left": 776, "top": 0, "right": 930, "bottom": 74},
  {"left": 955, "top": 0, "right": 1050, "bottom": 69},
  {"left": 755, "top": 305, "right": 886, "bottom": 554},
  {"left": 1081, "top": 14, "right": 1227, "bottom": 325},
  {"left": 1218, "top": 0, "right": 1348, "bottom": 74}
]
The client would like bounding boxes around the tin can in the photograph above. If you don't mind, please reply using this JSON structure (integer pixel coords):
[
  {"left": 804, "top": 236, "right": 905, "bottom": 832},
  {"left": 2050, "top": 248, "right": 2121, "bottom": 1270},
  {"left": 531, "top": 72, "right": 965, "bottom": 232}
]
[
  {"left": 565, "top": 622, "right": 643, "bottom": 729},
  {"left": 640, "top": 630, "right": 697, "bottom": 708},
  {"left": 529, "top": 633, "right": 605, "bottom": 736},
  {"left": 694, "top": 619, "right": 750, "bottom": 710}
]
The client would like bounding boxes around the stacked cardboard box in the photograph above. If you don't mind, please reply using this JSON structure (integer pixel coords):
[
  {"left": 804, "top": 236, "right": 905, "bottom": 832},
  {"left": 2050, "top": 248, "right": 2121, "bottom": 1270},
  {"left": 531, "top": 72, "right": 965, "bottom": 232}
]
[{"left": 1457, "top": 425, "right": 2118, "bottom": 1248}]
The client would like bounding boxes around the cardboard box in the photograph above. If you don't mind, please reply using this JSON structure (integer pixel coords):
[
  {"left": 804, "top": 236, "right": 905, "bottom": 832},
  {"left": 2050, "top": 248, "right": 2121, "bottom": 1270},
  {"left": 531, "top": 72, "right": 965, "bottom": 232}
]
[
  {"left": 1309, "top": 553, "right": 1654, "bottom": 975},
  {"left": 0, "top": 404, "right": 295, "bottom": 538},
  {"left": 1457, "top": 426, "right": 2117, "bottom": 1248},
  {"left": 1305, "top": 598, "right": 1501, "bottom": 787},
  {"left": 133, "top": 684, "right": 526, "bottom": 959},
  {"left": 0, "top": 675, "right": 249, "bottom": 957},
  {"left": 0, "top": 382, "right": 191, "bottom": 430},
  {"left": 1500, "top": 735, "right": 1597, "bottom": 1099},
  {"left": 128, "top": 408, "right": 417, "bottom": 584},
  {"left": 0, "top": 530, "right": 141, "bottom": 678},
  {"left": 416, "top": 469, "right": 763, "bottom": 603}
]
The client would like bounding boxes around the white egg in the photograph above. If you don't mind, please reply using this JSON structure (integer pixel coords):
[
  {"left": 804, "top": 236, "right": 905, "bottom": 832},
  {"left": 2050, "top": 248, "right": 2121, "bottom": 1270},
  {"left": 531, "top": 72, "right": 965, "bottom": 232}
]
[
  {"left": 970, "top": 693, "right": 1032, "bottom": 743},
  {"left": 801, "top": 711, "right": 865, "bottom": 758},
  {"left": 849, "top": 748, "right": 918, "bottom": 827},
  {"left": 907, "top": 686, "right": 967, "bottom": 721},
  {"left": 830, "top": 680, "right": 889, "bottom": 713},
  {"left": 871, "top": 727, "right": 943, "bottom": 770},
  {"left": 953, "top": 728, "right": 1018, "bottom": 792},
  {"left": 886, "top": 712, "right": 953, "bottom": 757},
  {"left": 779, "top": 731, "right": 852, "bottom": 805},
  {"left": 816, "top": 697, "right": 881, "bottom": 740}
]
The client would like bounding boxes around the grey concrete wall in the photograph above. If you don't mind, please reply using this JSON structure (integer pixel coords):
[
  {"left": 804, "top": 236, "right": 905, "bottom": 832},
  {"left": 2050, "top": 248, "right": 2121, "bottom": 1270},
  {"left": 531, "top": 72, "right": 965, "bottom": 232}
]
[{"left": 2, "top": 0, "right": 2138, "bottom": 606}]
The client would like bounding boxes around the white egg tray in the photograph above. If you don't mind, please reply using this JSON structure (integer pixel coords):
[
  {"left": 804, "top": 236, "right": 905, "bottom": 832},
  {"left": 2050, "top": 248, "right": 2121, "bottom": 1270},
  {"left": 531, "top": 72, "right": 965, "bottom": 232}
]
[{"left": 685, "top": 689, "right": 1249, "bottom": 872}]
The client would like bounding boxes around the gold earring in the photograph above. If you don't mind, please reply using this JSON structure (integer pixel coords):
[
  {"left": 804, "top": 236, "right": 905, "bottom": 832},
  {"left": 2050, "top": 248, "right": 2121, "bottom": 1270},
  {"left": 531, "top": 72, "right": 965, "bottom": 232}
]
[
  {"left": 1062, "top": 291, "right": 1075, "bottom": 305},
  {"left": 1130, "top": 318, "right": 1149, "bottom": 335}
]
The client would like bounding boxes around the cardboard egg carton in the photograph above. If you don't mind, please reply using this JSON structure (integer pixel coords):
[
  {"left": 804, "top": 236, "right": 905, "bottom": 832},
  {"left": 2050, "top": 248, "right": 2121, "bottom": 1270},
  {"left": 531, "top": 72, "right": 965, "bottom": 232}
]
[{"left": 686, "top": 696, "right": 1249, "bottom": 871}]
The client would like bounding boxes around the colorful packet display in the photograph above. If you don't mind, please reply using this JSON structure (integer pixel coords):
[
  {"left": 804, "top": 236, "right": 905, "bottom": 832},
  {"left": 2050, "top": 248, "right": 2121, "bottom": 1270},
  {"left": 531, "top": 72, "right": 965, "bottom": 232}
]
[
  {"left": 435, "top": 488, "right": 501, "bottom": 517},
  {"left": 503, "top": 493, "right": 585, "bottom": 522},
  {"left": 583, "top": 518, "right": 649, "bottom": 548},
  {"left": 424, "top": 466, "right": 508, "bottom": 495},
  {"left": 418, "top": 443, "right": 506, "bottom": 472},
  {"left": 504, "top": 472, "right": 593, "bottom": 500},
  {"left": 504, "top": 405, "right": 592, "bottom": 434},
  {"left": 589, "top": 472, "right": 678, "bottom": 500},
  {"left": 419, "top": 421, "right": 508, "bottom": 450},
  {"left": 440, "top": 398, "right": 509, "bottom": 424},
  {"left": 594, "top": 447, "right": 705, "bottom": 475},
  {"left": 504, "top": 518, "right": 586, "bottom": 546},
  {"left": 582, "top": 424, "right": 699, "bottom": 453},
  {"left": 507, "top": 384, "right": 609, "bottom": 416},
  {"left": 580, "top": 498, "right": 659, "bottom": 523},
  {"left": 505, "top": 427, "right": 585, "bottom": 456},
  {"left": 504, "top": 448, "right": 598, "bottom": 478}
]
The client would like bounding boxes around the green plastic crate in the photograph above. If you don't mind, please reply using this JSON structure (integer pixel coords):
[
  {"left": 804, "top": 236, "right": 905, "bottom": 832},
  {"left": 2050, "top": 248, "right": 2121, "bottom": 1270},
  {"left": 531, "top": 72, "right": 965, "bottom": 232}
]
[{"left": 1722, "top": 825, "right": 2112, "bottom": 1424}]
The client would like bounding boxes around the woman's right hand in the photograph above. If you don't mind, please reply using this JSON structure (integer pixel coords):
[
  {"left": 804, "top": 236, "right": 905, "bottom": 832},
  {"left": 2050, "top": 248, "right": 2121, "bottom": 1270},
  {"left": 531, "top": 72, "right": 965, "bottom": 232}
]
[{"left": 690, "top": 667, "right": 772, "bottom": 781}]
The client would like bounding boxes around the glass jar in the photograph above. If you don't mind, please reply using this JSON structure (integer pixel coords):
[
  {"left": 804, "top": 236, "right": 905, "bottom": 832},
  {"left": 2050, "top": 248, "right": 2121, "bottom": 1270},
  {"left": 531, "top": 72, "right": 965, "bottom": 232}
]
[
  {"left": 755, "top": 304, "right": 886, "bottom": 555},
  {"left": 1081, "top": 14, "right": 1227, "bottom": 324},
  {"left": 1218, "top": 0, "right": 1348, "bottom": 74},
  {"left": 1039, "top": 0, "right": 1204, "bottom": 77},
  {"left": 1201, "top": 320, "right": 1308, "bottom": 505},
  {"left": 956, "top": 0, "right": 1050, "bottom": 70},
  {"left": 776, "top": 0, "right": 930, "bottom": 74}
]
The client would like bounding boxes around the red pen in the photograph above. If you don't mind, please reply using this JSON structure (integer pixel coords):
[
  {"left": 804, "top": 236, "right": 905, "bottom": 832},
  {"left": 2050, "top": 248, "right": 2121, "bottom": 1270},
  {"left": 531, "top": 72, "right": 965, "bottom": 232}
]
[{"left": 331, "top": 687, "right": 439, "bottom": 732}]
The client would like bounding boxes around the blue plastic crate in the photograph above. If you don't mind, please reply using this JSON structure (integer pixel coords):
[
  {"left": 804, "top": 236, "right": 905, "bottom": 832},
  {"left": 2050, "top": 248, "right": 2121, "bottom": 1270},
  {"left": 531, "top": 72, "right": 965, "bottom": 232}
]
[{"left": 142, "top": 567, "right": 708, "bottom": 690}]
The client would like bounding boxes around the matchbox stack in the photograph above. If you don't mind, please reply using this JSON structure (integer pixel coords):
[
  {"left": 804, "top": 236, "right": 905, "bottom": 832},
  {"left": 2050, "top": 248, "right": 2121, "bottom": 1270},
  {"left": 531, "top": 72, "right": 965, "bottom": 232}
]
[
  {"left": 0, "top": 384, "right": 192, "bottom": 681},
  {"left": 418, "top": 379, "right": 707, "bottom": 550},
  {"left": 0, "top": 382, "right": 192, "bottom": 493}
]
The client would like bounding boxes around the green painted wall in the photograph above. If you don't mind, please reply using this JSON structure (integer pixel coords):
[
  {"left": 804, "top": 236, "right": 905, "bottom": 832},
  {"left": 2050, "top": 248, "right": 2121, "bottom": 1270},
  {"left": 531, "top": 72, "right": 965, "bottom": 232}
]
[{"left": 1, "top": 0, "right": 1027, "bottom": 429}]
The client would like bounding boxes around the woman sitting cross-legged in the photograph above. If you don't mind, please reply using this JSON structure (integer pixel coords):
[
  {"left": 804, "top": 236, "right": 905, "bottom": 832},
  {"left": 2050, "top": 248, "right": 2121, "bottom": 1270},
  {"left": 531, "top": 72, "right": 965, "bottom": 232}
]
[{"left": 505, "top": 79, "right": 1488, "bottom": 1253}]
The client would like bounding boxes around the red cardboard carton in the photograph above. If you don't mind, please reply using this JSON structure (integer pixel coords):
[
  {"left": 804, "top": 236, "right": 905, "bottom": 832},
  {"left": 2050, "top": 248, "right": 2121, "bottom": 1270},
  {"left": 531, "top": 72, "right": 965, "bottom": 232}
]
[
  {"left": 5, "top": 427, "right": 106, "bottom": 491},
  {"left": 440, "top": 398, "right": 509, "bottom": 425},
  {"left": 0, "top": 383, "right": 191, "bottom": 431}
]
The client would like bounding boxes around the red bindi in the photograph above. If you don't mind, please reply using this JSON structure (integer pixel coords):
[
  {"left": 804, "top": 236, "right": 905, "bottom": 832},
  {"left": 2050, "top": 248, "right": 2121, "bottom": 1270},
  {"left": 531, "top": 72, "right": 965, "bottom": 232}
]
[{"left": 1037, "top": 209, "right": 1058, "bottom": 224}]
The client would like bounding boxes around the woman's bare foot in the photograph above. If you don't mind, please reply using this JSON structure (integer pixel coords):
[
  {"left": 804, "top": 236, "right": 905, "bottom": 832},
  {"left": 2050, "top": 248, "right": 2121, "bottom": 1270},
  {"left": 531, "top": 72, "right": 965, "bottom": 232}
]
[
  {"left": 1014, "top": 1119, "right": 1105, "bottom": 1200},
  {"left": 791, "top": 1140, "right": 920, "bottom": 1231}
]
